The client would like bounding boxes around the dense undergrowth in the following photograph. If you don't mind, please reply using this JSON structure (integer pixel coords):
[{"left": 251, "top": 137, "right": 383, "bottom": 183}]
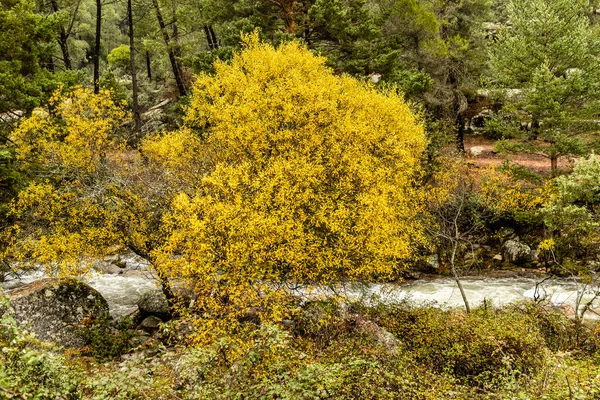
[{"left": 2, "top": 295, "right": 600, "bottom": 399}]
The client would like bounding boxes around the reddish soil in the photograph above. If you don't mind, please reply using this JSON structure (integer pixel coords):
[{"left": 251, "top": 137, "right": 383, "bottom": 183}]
[{"left": 463, "top": 135, "right": 575, "bottom": 174}]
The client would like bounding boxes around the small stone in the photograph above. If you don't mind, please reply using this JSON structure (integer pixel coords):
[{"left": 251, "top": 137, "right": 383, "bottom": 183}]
[
  {"left": 139, "top": 316, "right": 162, "bottom": 333},
  {"left": 529, "top": 250, "right": 539, "bottom": 261},
  {"left": 469, "top": 146, "right": 486, "bottom": 156},
  {"left": 497, "top": 227, "right": 516, "bottom": 239},
  {"left": 103, "top": 263, "right": 123, "bottom": 274},
  {"left": 426, "top": 254, "right": 439, "bottom": 269},
  {"left": 281, "top": 319, "right": 295, "bottom": 329},
  {"left": 493, "top": 254, "right": 503, "bottom": 261}
]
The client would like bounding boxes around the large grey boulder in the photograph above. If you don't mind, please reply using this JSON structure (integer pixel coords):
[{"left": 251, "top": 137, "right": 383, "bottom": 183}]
[
  {"left": 5, "top": 279, "right": 110, "bottom": 348},
  {"left": 137, "top": 291, "right": 170, "bottom": 321},
  {"left": 502, "top": 240, "right": 532, "bottom": 264}
]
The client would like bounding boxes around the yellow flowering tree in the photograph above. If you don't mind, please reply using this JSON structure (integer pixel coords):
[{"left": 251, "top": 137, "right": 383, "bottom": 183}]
[
  {"left": 477, "top": 166, "right": 548, "bottom": 224},
  {"left": 7, "top": 37, "right": 428, "bottom": 339},
  {"left": 148, "top": 34, "right": 428, "bottom": 336},
  {"left": 6, "top": 87, "right": 130, "bottom": 274},
  {"left": 156, "top": 35, "right": 427, "bottom": 277}
]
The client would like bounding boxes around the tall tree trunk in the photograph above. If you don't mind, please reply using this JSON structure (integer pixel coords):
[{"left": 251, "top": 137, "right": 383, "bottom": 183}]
[
  {"left": 146, "top": 51, "right": 152, "bottom": 79},
  {"left": 209, "top": 26, "right": 218, "bottom": 49},
  {"left": 551, "top": 156, "right": 558, "bottom": 177},
  {"left": 172, "top": 21, "right": 181, "bottom": 58},
  {"left": 49, "top": 0, "right": 72, "bottom": 69},
  {"left": 456, "top": 115, "right": 466, "bottom": 153},
  {"left": 58, "top": 33, "right": 72, "bottom": 70},
  {"left": 151, "top": 0, "right": 186, "bottom": 96},
  {"left": 280, "top": 0, "right": 296, "bottom": 34},
  {"left": 203, "top": 25, "right": 219, "bottom": 50},
  {"left": 128, "top": 0, "right": 141, "bottom": 133},
  {"left": 93, "top": 0, "right": 102, "bottom": 94}
]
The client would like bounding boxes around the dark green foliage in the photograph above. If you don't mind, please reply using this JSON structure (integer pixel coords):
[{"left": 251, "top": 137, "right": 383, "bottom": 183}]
[
  {"left": 384, "top": 69, "right": 433, "bottom": 100},
  {"left": 481, "top": 111, "right": 520, "bottom": 140},
  {"left": 489, "top": 0, "right": 600, "bottom": 174},
  {"left": 0, "top": 0, "right": 59, "bottom": 114},
  {"left": 198, "top": 0, "right": 381, "bottom": 74},
  {"left": 191, "top": 47, "right": 234, "bottom": 74},
  {"left": 78, "top": 316, "right": 137, "bottom": 360},
  {"left": 368, "top": 302, "right": 548, "bottom": 386}
]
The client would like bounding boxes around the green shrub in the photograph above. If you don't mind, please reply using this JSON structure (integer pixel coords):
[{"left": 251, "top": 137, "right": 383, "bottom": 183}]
[
  {"left": 292, "top": 299, "right": 353, "bottom": 348},
  {"left": 78, "top": 316, "right": 136, "bottom": 360},
  {"left": 370, "top": 303, "right": 549, "bottom": 386},
  {"left": 509, "top": 302, "right": 600, "bottom": 353}
]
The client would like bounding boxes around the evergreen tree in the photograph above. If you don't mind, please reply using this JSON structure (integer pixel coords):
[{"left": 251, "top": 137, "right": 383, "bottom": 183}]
[
  {"left": 0, "top": 0, "right": 58, "bottom": 115},
  {"left": 490, "top": 0, "right": 600, "bottom": 176}
]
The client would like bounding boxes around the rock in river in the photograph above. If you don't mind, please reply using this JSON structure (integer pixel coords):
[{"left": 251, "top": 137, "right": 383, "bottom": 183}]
[{"left": 3, "top": 278, "right": 110, "bottom": 348}]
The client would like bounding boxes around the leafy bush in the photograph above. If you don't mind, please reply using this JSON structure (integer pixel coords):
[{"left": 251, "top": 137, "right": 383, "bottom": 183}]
[
  {"left": 540, "top": 154, "right": 600, "bottom": 265},
  {"left": 78, "top": 316, "right": 136, "bottom": 360},
  {"left": 477, "top": 165, "right": 547, "bottom": 225},
  {"left": 107, "top": 45, "right": 130, "bottom": 70},
  {"left": 370, "top": 303, "right": 549, "bottom": 387}
]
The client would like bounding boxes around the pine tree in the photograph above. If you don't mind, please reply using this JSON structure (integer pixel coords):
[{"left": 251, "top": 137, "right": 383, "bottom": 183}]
[{"left": 490, "top": 0, "right": 600, "bottom": 176}]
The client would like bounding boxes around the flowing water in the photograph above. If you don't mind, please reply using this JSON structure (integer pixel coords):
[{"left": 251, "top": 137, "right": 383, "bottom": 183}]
[{"left": 3, "top": 269, "right": 599, "bottom": 319}]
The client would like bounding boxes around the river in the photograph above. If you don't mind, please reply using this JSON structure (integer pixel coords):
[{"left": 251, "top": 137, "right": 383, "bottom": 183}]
[{"left": 3, "top": 263, "right": 599, "bottom": 319}]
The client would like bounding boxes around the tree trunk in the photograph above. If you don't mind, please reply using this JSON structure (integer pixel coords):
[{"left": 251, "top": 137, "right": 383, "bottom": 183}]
[
  {"left": 49, "top": 0, "right": 72, "bottom": 69},
  {"left": 146, "top": 51, "right": 152, "bottom": 79},
  {"left": 172, "top": 20, "right": 181, "bottom": 58},
  {"left": 209, "top": 26, "right": 218, "bottom": 49},
  {"left": 551, "top": 156, "right": 558, "bottom": 177},
  {"left": 203, "top": 25, "right": 219, "bottom": 50},
  {"left": 128, "top": 0, "right": 141, "bottom": 133},
  {"left": 151, "top": 0, "right": 186, "bottom": 96},
  {"left": 530, "top": 117, "right": 540, "bottom": 140},
  {"left": 58, "top": 33, "right": 72, "bottom": 70},
  {"left": 283, "top": 12, "right": 296, "bottom": 34},
  {"left": 450, "top": 242, "right": 470, "bottom": 313},
  {"left": 272, "top": 0, "right": 296, "bottom": 34},
  {"left": 93, "top": 0, "right": 101, "bottom": 94},
  {"left": 456, "top": 114, "right": 466, "bottom": 153},
  {"left": 282, "top": 1, "right": 296, "bottom": 34}
]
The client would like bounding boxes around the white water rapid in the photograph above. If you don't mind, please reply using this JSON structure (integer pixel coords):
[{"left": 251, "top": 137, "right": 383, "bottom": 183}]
[{"left": 3, "top": 270, "right": 600, "bottom": 319}]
